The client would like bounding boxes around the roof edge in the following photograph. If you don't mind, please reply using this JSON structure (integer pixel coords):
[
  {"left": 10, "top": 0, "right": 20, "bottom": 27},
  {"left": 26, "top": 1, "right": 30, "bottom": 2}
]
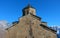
[{"left": 40, "top": 24, "right": 57, "bottom": 34}]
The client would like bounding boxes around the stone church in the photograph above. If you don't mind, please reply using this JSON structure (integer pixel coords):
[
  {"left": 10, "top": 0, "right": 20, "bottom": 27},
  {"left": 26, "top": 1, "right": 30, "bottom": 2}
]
[{"left": 5, "top": 4, "right": 57, "bottom": 38}]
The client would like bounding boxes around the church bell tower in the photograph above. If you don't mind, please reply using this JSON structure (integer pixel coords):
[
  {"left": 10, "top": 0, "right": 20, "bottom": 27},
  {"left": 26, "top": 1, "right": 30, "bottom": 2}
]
[{"left": 22, "top": 4, "right": 36, "bottom": 16}]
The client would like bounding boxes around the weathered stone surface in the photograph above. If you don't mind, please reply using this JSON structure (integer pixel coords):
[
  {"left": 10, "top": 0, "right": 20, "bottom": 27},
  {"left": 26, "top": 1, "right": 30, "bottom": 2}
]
[{"left": 6, "top": 14, "right": 57, "bottom": 38}]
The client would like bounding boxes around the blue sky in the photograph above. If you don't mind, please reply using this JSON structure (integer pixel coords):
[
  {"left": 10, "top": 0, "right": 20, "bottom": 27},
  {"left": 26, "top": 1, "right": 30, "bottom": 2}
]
[{"left": 0, "top": 0, "right": 60, "bottom": 26}]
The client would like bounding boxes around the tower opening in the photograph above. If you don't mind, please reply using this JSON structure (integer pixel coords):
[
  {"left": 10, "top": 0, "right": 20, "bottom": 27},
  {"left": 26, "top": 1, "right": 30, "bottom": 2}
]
[{"left": 22, "top": 4, "right": 36, "bottom": 16}]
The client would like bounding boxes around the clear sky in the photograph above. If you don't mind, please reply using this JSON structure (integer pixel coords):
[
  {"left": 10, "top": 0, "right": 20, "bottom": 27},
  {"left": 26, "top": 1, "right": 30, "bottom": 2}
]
[{"left": 0, "top": 0, "right": 60, "bottom": 26}]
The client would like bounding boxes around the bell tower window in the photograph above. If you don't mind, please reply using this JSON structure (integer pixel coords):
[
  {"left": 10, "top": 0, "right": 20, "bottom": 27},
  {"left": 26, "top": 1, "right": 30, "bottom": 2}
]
[{"left": 22, "top": 4, "right": 36, "bottom": 16}]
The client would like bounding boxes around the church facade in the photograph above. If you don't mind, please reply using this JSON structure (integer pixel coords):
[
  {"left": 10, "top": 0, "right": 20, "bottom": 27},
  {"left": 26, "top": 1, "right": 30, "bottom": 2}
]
[{"left": 5, "top": 4, "right": 57, "bottom": 38}]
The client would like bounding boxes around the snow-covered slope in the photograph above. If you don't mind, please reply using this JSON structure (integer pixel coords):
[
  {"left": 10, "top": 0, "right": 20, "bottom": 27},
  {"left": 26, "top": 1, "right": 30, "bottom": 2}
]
[
  {"left": 0, "top": 20, "right": 12, "bottom": 29},
  {"left": 0, "top": 20, "right": 9, "bottom": 38},
  {"left": 0, "top": 20, "right": 8, "bottom": 29},
  {"left": 50, "top": 26, "right": 60, "bottom": 38}
]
